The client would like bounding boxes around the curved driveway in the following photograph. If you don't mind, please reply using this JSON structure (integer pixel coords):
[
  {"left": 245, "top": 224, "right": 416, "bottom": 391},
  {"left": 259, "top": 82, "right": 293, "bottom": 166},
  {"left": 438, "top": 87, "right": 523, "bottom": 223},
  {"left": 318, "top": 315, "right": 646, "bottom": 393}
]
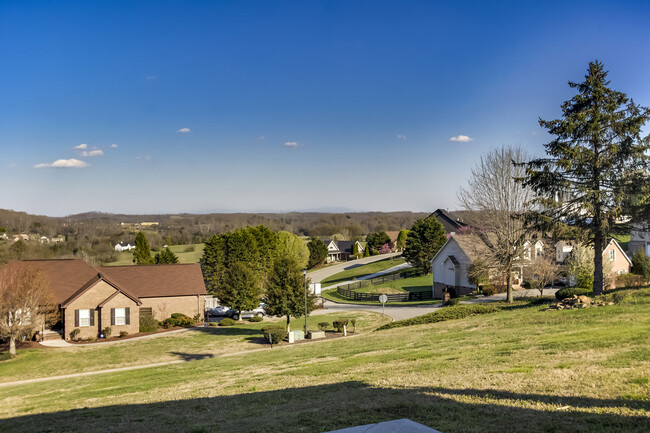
[{"left": 308, "top": 252, "right": 402, "bottom": 283}]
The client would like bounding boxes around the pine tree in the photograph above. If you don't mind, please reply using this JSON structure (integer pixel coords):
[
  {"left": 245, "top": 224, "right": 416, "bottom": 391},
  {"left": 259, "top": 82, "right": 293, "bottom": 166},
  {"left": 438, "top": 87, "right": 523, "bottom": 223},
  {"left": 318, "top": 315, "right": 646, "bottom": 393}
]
[
  {"left": 363, "top": 245, "right": 370, "bottom": 257},
  {"left": 396, "top": 230, "right": 409, "bottom": 252},
  {"left": 523, "top": 61, "right": 650, "bottom": 295},
  {"left": 133, "top": 232, "right": 154, "bottom": 265},
  {"left": 155, "top": 247, "right": 179, "bottom": 264}
]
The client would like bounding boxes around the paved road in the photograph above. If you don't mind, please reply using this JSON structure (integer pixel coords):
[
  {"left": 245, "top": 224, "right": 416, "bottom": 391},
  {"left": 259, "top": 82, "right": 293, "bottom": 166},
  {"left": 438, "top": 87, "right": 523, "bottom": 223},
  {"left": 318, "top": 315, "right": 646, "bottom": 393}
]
[
  {"left": 308, "top": 252, "right": 402, "bottom": 283},
  {"left": 313, "top": 287, "right": 560, "bottom": 321}
]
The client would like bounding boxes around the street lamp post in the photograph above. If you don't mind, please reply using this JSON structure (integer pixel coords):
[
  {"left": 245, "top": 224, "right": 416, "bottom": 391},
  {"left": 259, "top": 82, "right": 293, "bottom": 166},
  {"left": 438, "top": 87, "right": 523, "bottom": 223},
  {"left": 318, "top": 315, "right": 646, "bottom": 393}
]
[{"left": 302, "top": 268, "right": 308, "bottom": 335}]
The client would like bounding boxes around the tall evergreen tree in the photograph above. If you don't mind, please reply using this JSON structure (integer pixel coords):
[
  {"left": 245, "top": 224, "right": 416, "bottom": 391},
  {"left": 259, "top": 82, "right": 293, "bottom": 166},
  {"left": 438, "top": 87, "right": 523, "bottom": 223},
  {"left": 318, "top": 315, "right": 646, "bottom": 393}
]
[
  {"left": 523, "top": 61, "right": 650, "bottom": 295},
  {"left": 263, "top": 257, "right": 316, "bottom": 332},
  {"left": 219, "top": 262, "right": 261, "bottom": 320},
  {"left": 363, "top": 245, "right": 370, "bottom": 257},
  {"left": 307, "top": 237, "right": 328, "bottom": 268},
  {"left": 396, "top": 229, "right": 409, "bottom": 252},
  {"left": 403, "top": 218, "right": 447, "bottom": 274},
  {"left": 133, "top": 232, "right": 154, "bottom": 265}
]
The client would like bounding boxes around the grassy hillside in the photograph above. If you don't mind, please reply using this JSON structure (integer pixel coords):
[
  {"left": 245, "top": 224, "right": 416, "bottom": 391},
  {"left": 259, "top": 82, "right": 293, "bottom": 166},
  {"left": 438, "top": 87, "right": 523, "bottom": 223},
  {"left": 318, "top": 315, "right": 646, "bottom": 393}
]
[
  {"left": 320, "top": 256, "right": 406, "bottom": 287},
  {"left": 103, "top": 243, "right": 205, "bottom": 266},
  {"left": 0, "top": 289, "right": 648, "bottom": 432}
]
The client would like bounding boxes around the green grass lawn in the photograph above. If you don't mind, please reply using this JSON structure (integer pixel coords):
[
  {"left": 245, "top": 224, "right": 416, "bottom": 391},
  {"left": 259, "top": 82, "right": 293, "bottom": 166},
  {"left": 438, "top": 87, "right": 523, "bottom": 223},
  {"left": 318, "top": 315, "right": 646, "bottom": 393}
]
[
  {"left": 1, "top": 289, "right": 649, "bottom": 432},
  {"left": 104, "top": 243, "right": 205, "bottom": 266},
  {"left": 320, "top": 256, "right": 406, "bottom": 287},
  {"left": 0, "top": 311, "right": 386, "bottom": 384}
]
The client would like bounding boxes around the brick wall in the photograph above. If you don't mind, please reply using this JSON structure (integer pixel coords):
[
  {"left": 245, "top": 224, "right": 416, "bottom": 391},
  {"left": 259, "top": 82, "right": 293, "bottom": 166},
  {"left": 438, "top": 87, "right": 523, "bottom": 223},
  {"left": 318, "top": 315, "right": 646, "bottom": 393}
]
[{"left": 140, "top": 295, "right": 204, "bottom": 320}]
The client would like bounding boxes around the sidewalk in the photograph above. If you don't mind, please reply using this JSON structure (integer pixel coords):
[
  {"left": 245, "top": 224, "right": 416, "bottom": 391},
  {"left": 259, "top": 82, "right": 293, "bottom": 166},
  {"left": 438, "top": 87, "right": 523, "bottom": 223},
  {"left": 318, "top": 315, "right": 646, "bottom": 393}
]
[{"left": 39, "top": 326, "right": 200, "bottom": 348}]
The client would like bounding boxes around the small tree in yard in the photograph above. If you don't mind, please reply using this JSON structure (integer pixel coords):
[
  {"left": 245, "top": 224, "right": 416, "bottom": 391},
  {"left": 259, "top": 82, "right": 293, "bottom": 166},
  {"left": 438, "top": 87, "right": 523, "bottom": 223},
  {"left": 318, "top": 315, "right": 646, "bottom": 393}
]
[
  {"left": 396, "top": 229, "right": 409, "bottom": 251},
  {"left": 524, "top": 257, "right": 560, "bottom": 297},
  {"left": 631, "top": 250, "right": 650, "bottom": 281},
  {"left": 379, "top": 243, "right": 392, "bottom": 254},
  {"left": 155, "top": 247, "right": 179, "bottom": 264},
  {"left": 403, "top": 218, "right": 447, "bottom": 274},
  {"left": 264, "top": 257, "right": 316, "bottom": 332},
  {"left": 363, "top": 245, "right": 370, "bottom": 257},
  {"left": 566, "top": 244, "right": 613, "bottom": 290},
  {"left": 0, "top": 266, "right": 55, "bottom": 357},
  {"left": 219, "top": 262, "right": 261, "bottom": 321}
]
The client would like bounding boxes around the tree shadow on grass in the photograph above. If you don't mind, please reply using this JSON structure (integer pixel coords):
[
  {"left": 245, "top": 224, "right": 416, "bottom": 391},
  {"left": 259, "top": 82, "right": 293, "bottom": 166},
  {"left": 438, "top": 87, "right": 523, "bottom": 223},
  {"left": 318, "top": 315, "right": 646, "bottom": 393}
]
[
  {"left": 168, "top": 352, "right": 215, "bottom": 362},
  {"left": 2, "top": 382, "right": 648, "bottom": 433}
]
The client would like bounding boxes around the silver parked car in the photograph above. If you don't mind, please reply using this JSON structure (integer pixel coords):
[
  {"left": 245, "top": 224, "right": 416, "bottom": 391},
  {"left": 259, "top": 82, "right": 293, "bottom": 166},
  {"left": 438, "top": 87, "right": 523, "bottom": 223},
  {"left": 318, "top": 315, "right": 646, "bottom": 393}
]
[{"left": 228, "top": 303, "right": 266, "bottom": 320}]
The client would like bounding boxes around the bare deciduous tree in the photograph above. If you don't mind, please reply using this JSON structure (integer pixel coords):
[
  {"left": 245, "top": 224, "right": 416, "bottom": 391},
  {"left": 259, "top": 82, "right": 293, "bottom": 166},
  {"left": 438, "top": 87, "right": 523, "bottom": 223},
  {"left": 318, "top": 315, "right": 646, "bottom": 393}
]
[
  {"left": 458, "top": 146, "right": 536, "bottom": 303},
  {"left": 524, "top": 257, "right": 560, "bottom": 297},
  {"left": 0, "top": 265, "right": 55, "bottom": 357}
]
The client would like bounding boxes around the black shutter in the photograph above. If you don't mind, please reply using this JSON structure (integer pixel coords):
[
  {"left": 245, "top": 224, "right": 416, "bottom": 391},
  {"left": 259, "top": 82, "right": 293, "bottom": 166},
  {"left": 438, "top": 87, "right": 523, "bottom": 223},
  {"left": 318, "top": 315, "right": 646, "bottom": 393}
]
[
  {"left": 125, "top": 307, "right": 130, "bottom": 325},
  {"left": 111, "top": 308, "right": 115, "bottom": 326},
  {"left": 89, "top": 309, "right": 95, "bottom": 326},
  {"left": 74, "top": 309, "right": 79, "bottom": 327}
]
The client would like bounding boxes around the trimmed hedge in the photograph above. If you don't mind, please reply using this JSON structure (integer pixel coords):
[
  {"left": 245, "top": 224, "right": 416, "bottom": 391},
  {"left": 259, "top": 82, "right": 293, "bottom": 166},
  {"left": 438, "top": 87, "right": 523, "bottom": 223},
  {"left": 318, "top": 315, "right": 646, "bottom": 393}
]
[
  {"left": 376, "top": 304, "right": 499, "bottom": 331},
  {"left": 218, "top": 318, "right": 237, "bottom": 326},
  {"left": 332, "top": 319, "right": 349, "bottom": 332},
  {"left": 555, "top": 287, "right": 592, "bottom": 300},
  {"left": 261, "top": 325, "right": 287, "bottom": 344},
  {"left": 249, "top": 315, "right": 263, "bottom": 322},
  {"left": 163, "top": 315, "right": 195, "bottom": 328}
]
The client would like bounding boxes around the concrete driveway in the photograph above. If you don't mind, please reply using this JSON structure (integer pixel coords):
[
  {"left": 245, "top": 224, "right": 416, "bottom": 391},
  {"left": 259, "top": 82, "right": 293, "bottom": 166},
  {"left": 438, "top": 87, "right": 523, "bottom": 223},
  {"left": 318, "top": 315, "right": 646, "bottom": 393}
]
[{"left": 308, "top": 252, "right": 402, "bottom": 283}]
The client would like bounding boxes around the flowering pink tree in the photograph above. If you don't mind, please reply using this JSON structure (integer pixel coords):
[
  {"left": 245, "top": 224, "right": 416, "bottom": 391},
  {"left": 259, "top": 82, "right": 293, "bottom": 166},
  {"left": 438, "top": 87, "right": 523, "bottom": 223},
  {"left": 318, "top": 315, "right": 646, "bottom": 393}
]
[{"left": 379, "top": 243, "right": 392, "bottom": 254}]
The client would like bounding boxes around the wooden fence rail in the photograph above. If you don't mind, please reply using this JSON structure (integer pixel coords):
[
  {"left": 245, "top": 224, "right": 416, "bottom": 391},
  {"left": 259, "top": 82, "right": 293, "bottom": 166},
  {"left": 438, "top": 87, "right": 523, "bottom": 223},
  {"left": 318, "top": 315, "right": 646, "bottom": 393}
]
[{"left": 335, "top": 268, "right": 433, "bottom": 302}]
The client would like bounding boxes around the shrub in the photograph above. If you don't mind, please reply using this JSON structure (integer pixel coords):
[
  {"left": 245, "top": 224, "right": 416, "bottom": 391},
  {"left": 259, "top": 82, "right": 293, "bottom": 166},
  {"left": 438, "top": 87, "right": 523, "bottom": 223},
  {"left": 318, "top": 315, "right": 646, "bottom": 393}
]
[
  {"left": 139, "top": 315, "right": 158, "bottom": 333},
  {"left": 249, "top": 315, "right": 263, "bottom": 322},
  {"left": 261, "top": 325, "right": 287, "bottom": 344},
  {"left": 616, "top": 273, "right": 644, "bottom": 288},
  {"left": 350, "top": 318, "right": 356, "bottom": 332},
  {"left": 83, "top": 336, "right": 96, "bottom": 342},
  {"left": 445, "top": 298, "right": 460, "bottom": 307},
  {"left": 69, "top": 328, "right": 80, "bottom": 341},
  {"left": 631, "top": 250, "right": 650, "bottom": 280},
  {"left": 208, "top": 321, "right": 219, "bottom": 326},
  {"left": 163, "top": 315, "right": 195, "bottom": 328},
  {"left": 119, "top": 331, "right": 128, "bottom": 338},
  {"left": 555, "top": 287, "right": 592, "bottom": 300},
  {"left": 332, "top": 319, "right": 349, "bottom": 332},
  {"left": 103, "top": 327, "right": 112, "bottom": 338},
  {"left": 318, "top": 322, "right": 330, "bottom": 331},
  {"left": 218, "top": 318, "right": 236, "bottom": 326},
  {"left": 482, "top": 285, "right": 506, "bottom": 296},
  {"left": 184, "top": 245, "right": 196, "bottom": 252},
  {"left": 377, "top": 305, "right": 499, "bottom": 331}
]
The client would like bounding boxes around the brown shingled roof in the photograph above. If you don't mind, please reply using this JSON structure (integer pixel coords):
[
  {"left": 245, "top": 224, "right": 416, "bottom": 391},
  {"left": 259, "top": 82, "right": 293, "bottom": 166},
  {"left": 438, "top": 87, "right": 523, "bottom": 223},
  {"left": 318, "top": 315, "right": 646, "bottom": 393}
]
[
  {"left": 99, "top": 263, "right": 207, "bottom": 298},
  {"left": 450, "top": 233, "right": 493, "bottom": 262},
  {"left": 2, "top": 259, "right": 100, "bottom": 305}
]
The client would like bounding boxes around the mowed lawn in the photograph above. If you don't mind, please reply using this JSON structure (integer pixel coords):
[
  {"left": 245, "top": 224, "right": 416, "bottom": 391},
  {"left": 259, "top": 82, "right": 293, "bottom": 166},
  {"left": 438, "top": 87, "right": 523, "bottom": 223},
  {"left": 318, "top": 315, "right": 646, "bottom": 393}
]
[
  {"left": 320, "top": 256, "right": 406, "bottom": 287},
  {"left": 321, "top": 273, "right": 439, "bottom": 305},
  {"left": 104, "top": 243, "right": 205, "bottom": 266},
  {"left": 1, "top": 289, "right": 648, "bottom": 432},
  {"left": 0, "top": 311, "right": 386, "bottom": 384}
]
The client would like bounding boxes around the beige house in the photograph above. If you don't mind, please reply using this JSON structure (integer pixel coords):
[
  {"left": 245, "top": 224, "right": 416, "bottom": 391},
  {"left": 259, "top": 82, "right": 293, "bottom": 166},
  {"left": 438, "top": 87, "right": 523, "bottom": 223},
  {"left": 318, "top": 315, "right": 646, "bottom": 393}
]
[
  {"left": 4, "top": 260, "right": 206, "bottom": 340},
  {"left": 602, "top": 239, "right": 631, "bottom": 278}
]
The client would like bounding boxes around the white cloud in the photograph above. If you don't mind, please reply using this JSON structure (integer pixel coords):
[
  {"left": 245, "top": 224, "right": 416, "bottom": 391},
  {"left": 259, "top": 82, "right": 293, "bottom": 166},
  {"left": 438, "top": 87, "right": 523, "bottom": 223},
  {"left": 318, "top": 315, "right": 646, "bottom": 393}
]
[
  {"left": 110, "top": 143, "right": 118, "bottom": 148},
  {"left": 80, "top": 149, "right": 104, "bottom": 157},
  {"left": 284, "top": 141, "right": 299, "bottom": 147},
  {"left": 74, "top": 144, "right": 88, "bottom": 150},
  {"left": 450, "top": 135, "right": 474, "bottom": 142},
  {"left": 177, "top": 128, "right": 190, "bottom": 133},
  {"left": 35, "top": 158, "right": 88, "bottom": 169},
  {"left": 145, "top": 75, "right": 156, "bottom": 80},
  {"left": 397, "top": 134, "right": 406, "bottom": 140}
]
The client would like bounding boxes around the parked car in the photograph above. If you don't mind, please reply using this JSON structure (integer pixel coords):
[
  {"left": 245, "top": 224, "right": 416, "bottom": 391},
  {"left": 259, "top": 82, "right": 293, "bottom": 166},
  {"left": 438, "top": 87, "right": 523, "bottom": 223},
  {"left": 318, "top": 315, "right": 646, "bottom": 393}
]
[
  {"left": 208, "top": 306, "right": 231, "bottom": 316},
  {"left": 228, "top": 303, "right": 266, "bottom": 320}
]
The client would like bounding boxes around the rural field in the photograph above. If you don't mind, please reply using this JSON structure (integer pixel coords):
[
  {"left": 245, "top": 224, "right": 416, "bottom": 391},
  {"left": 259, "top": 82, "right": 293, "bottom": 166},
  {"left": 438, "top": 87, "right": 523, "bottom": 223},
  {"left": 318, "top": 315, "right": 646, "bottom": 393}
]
[
  {"left": 104, "top": 243, "right": 205, "bottom": 266},
  {"left": 0, "top": 288, "right": 648, "bottom": 432}
]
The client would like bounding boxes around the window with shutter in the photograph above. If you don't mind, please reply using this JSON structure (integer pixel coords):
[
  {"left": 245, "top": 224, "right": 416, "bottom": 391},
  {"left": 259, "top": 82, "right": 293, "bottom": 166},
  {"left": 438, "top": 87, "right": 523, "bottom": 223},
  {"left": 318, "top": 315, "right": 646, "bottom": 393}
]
[
  {"left": 114, "top": 308, "right": 126, "bottom": 325},
  {"left": 74, "top": 309, "right": 79, "bottom": 327},
  {"left": 111, "top": 308, "right": 115, "bottom": 326},
  {"left": 79, "top": 309, "right": 90, "bottom": 327}
]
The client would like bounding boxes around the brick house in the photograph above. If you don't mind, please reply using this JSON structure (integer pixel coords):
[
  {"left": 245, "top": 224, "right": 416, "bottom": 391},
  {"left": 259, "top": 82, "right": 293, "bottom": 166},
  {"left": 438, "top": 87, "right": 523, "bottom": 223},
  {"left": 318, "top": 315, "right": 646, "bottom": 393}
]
[{"left": 4, "top": 260, "right": 206, "bottom": 340}]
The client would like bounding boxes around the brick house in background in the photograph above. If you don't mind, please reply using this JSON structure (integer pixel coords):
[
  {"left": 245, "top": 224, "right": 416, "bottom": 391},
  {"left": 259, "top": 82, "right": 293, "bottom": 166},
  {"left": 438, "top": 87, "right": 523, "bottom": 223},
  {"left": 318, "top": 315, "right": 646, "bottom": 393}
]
[{"left": 3, "top": 260, "right": 206, "bottom": 340}]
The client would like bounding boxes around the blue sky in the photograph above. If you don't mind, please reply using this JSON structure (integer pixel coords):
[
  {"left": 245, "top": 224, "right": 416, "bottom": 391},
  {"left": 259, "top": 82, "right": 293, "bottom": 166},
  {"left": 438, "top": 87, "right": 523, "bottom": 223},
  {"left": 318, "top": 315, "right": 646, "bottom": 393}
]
[{"left": 1, "top": 0, "right": 649, "bottom": 216}]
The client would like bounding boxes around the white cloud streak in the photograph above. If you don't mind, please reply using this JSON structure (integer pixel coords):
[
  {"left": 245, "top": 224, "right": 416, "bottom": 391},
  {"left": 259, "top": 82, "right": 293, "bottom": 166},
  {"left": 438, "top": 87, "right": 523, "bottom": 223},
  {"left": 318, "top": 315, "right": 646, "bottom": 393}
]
[
  {"left": 449, "top": 135, "right": 474, "bottom": 142},
  {"left": 177, "top": 128, "right": 190, "bottom": 133},
  {"left": 35, "top": 158, "right": 89, "bottom": 169},
  {"left": 80, "top": 150, "right": 104, "bottom": 157},
  {"left": 74, "top": 144, "right": 88, "bottom": 149},
  {"left": 111, "top": 143, "right": 118, "bottom": 148},
  {"left": 283, "top": 141, "right": 299, "bottom": 147},
  {"left": 397, "top": 134, "right": 406, "bottom": 140}
]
